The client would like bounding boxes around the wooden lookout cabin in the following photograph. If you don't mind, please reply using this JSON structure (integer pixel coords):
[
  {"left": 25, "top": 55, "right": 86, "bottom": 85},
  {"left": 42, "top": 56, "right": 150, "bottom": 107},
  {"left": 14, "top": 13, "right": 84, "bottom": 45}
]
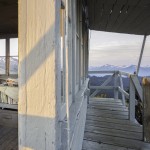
[{"left": 0, "top": 0, "right": 150, "bottom": 149}]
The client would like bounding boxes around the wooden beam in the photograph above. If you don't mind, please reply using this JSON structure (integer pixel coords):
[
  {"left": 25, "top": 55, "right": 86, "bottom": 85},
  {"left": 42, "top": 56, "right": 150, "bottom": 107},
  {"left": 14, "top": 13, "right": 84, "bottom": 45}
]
[
  {"left": 18, "top": 0, "right": 61, "bottom": 149},
  {"left": 119, "top": 74, "right": 125, "bottom": 105},
  {"left": 118, "top": 86, "right": 129, "bottom": 99},
  {"left": 0, "top": 34, "right": 18, "bottom": 39},
  {"left": 0, "top": 103, "right": 17, "bottom": 110},
  {"left": 6, "top": 38, "right": 10, "bottom": 76},
  {"left": 131, "top": 75, "right": 143, "bottom": 101},
  {"left": 90, "top": 86, "right": 116, "bottom": 90},
  {"left": 71, "top": 0, "right": 76, "bottom": 102},
  {"left": 136, "top": 35, "right": 147, "bottom": 75},
  {"left": 79, "top": 0, "right": 82, "bottom": 89},
  {"left": 129, "top": 77, "right": 135, "bottom": 122},
  {"left": 114, "top": 72, "right": 119, "bottom": 100},
  {"left": 143, "top": 78, "right": 150, "bottom": 142},
  {"left": 89, "top": 71, "right": 115, "bottom": 74},
  {"left": 119, "top": 71, "right": 131, "bottom": 77}
]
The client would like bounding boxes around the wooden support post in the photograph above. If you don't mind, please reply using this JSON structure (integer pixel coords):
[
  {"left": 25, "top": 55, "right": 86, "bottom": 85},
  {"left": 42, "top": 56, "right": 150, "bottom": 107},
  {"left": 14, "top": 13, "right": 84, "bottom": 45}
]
[
  {"left": 143, "top": 78, "right": 150, "bottom": 142},
  {"left": 19, "top": 0, "right": 61, "bottom": 149},
  {"left": 114, "top": 72, "right": 119, "bottom": 100},
  {"left": 85, "top": 30, "right": 89, "bottom": 79},
  {"left": 131, "top": 75, "right": 143, "bottom": 101},
  {"left": 129, "top": 76, "right": 135, "bottom": 122},
  {"left": 136, "top": 35, "right": 147, "bottom": 75},
  {"left": 119, "top": 74, "right": 125, "bottom": 105},
  {"left": 6, "top": 38, "right": 10, "bottom": 76},
  {"left": 78, "top": 0, "right": 82, "bottom": 89},
  {"left": 71, "top": 0, "right": 76, "bottom": 102},
  {"left": 86, "top": 31, "right": 89, "bottom": 79}
]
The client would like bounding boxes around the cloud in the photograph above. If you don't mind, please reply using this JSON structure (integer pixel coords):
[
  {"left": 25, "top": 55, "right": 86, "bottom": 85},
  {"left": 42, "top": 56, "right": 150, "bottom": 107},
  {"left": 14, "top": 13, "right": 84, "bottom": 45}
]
[{"left": 89, "top": 31, "right": 150, "bottom": 66}]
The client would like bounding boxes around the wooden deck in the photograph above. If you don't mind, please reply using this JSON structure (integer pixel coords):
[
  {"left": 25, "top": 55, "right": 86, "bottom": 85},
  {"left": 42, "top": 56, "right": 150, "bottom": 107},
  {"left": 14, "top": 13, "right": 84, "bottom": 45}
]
[
  {"left": 0, "top": 109, "right": 18, "bottom": 149},
  {"left": 0, "top": 125, "right": 18, "bottom": 150},
  {"left": 82, "top": 98, "right": 150, "bottom": 150}
]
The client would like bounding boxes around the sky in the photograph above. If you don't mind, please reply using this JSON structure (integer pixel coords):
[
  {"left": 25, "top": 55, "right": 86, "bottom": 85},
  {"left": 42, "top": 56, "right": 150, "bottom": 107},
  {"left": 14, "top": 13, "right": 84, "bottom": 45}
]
[
  {"left": 89, "top": 30, "right": 150, "bottom": 67},
  {"left": 0, "top": 38, "right": 18, "bottom": 56},
  {"left": 0, "top": 34, "right": 150, "bottom": 67}
]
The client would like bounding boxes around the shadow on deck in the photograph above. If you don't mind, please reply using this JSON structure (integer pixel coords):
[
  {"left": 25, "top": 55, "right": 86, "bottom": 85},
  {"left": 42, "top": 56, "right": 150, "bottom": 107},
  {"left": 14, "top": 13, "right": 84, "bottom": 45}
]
[{"left": 82, "top": 98, "right": 150, "bottom": 150}]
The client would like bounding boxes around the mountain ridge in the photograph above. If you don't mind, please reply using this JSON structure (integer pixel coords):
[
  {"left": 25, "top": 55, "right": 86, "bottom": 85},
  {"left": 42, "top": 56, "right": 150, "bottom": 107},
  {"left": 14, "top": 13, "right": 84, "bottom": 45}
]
[{"left": 89, "top": 64, "right": 150, "bottom": 77}]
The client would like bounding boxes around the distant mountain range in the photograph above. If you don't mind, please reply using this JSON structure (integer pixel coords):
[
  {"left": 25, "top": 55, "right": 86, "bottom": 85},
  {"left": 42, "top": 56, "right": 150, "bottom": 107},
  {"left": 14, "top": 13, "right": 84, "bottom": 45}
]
[
  {"left": 0, "top": 57, "right": 18, "bottom": 74},
  {"left": 0, "top": 57, "right": 150, "bottom": 77},
  {"left": 89, "top": 64, "right": 150, "bottom": 77}
]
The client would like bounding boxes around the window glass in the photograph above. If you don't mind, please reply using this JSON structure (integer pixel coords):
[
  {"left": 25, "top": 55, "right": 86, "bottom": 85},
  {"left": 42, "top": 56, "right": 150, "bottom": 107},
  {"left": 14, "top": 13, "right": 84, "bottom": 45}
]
[
  {"left": 10, "top": 38, "right": 18, "bottom": 56},
  {"left": 0, "top": 39, "right": 6, "bottom": 56},
  {"left": 9, "top": 38, "right": 18, "bottom": 74},
  {"left": 0, "top": 39, "right": 6, "bottom": 74}
]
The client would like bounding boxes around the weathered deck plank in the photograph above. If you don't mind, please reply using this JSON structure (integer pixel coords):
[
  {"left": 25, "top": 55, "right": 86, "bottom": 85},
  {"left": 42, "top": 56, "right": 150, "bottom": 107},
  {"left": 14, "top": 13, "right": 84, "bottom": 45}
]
[
  {"left": 88, "top": 105, "right": 128, "bottom": 111},
  {"left": 87, "top": 111, "right": 128, "bottom": 120},
  {"left": 84, "top": 132, "right": 150, "bottom": 149},
  {"left": 85, "top": 125, "right": 143, "bottom": 140},
  {"left": 85, "top": 120, "right": 142, "bottom": 133},
  {"left": 82, "top": 98, "right": 150, "bottom": 150},
  {"left": 0, "top": 125, "right": 18, "bottom": 150},
  {"left": 86, "top": 115, "right": 140, "bottom": 127},
  {"left": 82, "top": 140, "right": 135, "bottom": 150},
  {"left": 87, "top": 109, "right": 128, "bottom": 116}
]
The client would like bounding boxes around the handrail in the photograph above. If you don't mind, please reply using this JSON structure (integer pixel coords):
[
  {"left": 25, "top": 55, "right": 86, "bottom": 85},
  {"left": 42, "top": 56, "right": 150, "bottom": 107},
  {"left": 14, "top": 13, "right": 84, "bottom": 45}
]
[
  {"left": 90, "top": 86, "right": 116, "bottom": 90},
  {"left": 118, "top": 86, "right": 129, "bottom": 98},
  {"left": 88, "top": 70, "right": 143, "bottom": 122},
  {"left": 119, "top": 71, "right": 131, "bottom": 77},
  {"left": 88, "top": 70, "right": 116, "bottom": 74},
  {"left": 89, "top": 70, "right": 133, "bottom": 75}
]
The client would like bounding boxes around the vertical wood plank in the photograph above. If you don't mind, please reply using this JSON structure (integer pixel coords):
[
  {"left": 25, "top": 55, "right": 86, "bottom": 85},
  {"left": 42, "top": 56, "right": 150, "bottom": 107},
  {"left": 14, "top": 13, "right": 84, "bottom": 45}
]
[
  {"left": 143, "top": 78, "right": 150, "bottom": 142},
  {"left": 6, "top": 38, "right": 10, "bottom": 76},
  {"left": 129, "top": 77, "right": 135, "bottom": 122},
  {"left": 114, "top": 72, "right": 119, "bottom": 100},
  {"left": 78, "top": 0, "right": 82, "bottom": 89},
  {"left": 119, "top": 74, "right": 125, "bottom": 105},
  {"left": 71, "top": 0, "right": 76, "bottom": 101},
  {"left": 18, "top": 0, "right": 61, "bottom": 149},
  {"left": 131, "top": 75, "right": 143, "bottom": 101}
]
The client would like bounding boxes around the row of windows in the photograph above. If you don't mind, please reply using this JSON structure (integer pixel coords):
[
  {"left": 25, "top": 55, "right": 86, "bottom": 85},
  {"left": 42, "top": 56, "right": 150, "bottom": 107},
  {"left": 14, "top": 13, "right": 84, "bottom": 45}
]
[
  {"left": 60, "top": 0, "right": 88, "bottom": 104},
  {"left": 0, "top": 38, "right": 18, "bottom": 75}
]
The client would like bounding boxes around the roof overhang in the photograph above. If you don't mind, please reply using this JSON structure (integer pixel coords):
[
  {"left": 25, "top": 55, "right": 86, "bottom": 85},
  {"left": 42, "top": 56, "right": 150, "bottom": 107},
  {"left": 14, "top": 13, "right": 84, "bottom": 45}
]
[
  {"left": 87, "top": 0, "right": 150, "bottom": 35},
  {"left": 0, "top": 0, "right": 18, "bottom": 37}
]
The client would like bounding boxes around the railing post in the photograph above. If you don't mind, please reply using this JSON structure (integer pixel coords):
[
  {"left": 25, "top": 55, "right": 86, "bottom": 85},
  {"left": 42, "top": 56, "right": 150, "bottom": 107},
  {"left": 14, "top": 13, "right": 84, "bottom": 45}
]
[
  {"left": 114, "top": 71, "right": 119, "bottom": 100},
  {"left": 143, "top": 78, "right": 150, "bottom": 142},
  {"left": 129, "top": 75, "right": 135, "bottom": 122},
  {"left": 87, "top": 80, "right": 90, "bottom": 104},
  {"left": 119, "top": 74, "right": 125, "bottom": 105}
]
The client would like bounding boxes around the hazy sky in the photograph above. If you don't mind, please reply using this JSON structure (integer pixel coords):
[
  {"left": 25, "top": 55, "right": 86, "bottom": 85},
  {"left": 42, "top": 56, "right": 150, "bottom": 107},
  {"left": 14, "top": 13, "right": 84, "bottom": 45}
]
[
  {"left": 89, "top": 31, "right": 150, "bottom": 67},
  {"left": 0, "top": 34, "right": 150, "bottom": 67},
  {"left": 0, "top": 38, "right": 18, "bottom": 56}
]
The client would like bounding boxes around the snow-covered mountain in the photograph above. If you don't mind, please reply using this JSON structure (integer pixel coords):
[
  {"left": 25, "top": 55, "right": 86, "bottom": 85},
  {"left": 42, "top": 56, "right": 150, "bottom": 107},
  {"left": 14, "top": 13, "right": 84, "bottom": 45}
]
[
  {"left": 89, "top": 64, "right": 150, "bottom": 77},
  {"left": 0, "top": 57, "right": 6, "bottom": 74},
  {"left": 1, "top": 57, "right": 150, "bottom": 77},
  {"left": 0, "top": 57, "right": 18, "bottom": 74}
]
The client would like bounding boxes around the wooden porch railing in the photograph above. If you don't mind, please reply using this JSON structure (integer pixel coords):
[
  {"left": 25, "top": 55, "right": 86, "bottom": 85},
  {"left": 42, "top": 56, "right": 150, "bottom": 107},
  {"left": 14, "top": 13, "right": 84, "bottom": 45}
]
[{"left": 88, "top": 70, "right": 143, "bottom": 122}]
